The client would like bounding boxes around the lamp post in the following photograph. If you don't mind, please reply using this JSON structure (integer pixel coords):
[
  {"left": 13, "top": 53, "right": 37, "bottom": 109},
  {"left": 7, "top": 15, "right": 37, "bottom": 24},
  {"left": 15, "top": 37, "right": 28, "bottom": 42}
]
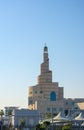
[
  {"left": 46, "top": 98, "right": 55, "bottom": 129},
  {"left": 46, "top": 98, "right": 53, "bottom": 123},
  {"left": 51, "top": 104, "right": 54, "bottom": 130},
  {"left": 46, "top": 98, "right": 54, "bottom": 123},
  {"left": 51, "top": 104, "right": 53, "bottom": 124}
]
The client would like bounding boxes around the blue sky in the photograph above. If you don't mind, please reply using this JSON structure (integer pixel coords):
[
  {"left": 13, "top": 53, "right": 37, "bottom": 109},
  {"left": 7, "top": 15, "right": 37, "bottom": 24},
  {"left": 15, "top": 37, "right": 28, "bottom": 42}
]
[{"left": 0, "top": 0, "right": 84, "bottom": 109}]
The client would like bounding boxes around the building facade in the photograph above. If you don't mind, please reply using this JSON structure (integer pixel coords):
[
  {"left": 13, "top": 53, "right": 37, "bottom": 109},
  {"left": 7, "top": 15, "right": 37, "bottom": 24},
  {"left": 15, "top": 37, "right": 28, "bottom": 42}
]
[
  {"left": 12, "top": 109, "right": 39, "bottom": 128},
  {"left": 4, "top": 106, "right": 19, "bottom": 116},
  {"left": 28, "top": 46, "right": 64, "bottom": 116},
  {"left": 28, "top": 46, "right": 84, "bottom": 117}
]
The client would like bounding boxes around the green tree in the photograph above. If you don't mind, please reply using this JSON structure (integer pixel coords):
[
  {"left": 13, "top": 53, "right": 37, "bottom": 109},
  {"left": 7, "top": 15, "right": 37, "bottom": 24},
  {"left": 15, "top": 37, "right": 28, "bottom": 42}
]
[
  {"left": 8, "top": 109, "right": 12, "bottom": 127},
  {"left": 0, "top": 110, "right": 4, "bottom": 130},
  {"left": 43, "top": 121, "right": 50, "bottom": 126},
  {"left": 0, "top": 110, "right": 4, "bottom": 118},
  {"left": 45, "top": 113, "right": 51, "bottom": 119},
  {"left": 62, "top": 123, "right": 72, "bottom": 130},
  {"left": 35, "top": 123, "right": 41, "bottom": 130},
  {"left": 20, "top": 118, "right": 26, "bottom": 129},
  {"left": 8, "top": 109, "right": 12, "bottom": 116},
  {"left": 41, "top": 121, "right": 50, "bottom": 130}
]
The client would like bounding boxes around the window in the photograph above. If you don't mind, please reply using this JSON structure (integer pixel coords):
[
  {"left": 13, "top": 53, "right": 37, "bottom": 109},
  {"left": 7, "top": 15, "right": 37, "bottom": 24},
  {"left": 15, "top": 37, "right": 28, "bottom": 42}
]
[
  {"left": 28, "top": 100, "right": 32, "bottom": 105},
  {"left": 64, "top": 110, "right": 69, "bottom": 116},
  {"left": 72, "top": 102, "right": 74, "bottom": 105},
  {"left": 59, "top": 107, "right": 63, "bottom": 112},
  {"left": 65, "top": 102, "right": 68, "bottom": 105},
  {"left": 29, "top": 91, "right": 32, "bottom": 94},
  {"left": 50, "top": 91, "right": 56, "bottom": 101},
  {"left": 40, "top": 91, "right": 43, "bottom": 94},
  {"left": 53, "top": 108, "right": 56, "bottom": 112},
  {"left": 47, "top": 107, "right": 50, "bottom": 112},
  {"left": 35, "top": 91, "right": 37, "bottom": 94}
]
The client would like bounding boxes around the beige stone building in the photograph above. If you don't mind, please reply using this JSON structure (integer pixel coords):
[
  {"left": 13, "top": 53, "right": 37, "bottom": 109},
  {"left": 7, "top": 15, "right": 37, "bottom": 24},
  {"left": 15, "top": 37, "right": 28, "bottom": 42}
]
[
  {"left": 28, "top": 46, "right": 84, "bottom": 117},
  {"left": 28, "top": 46, "right": 64, "bottom": 116}
]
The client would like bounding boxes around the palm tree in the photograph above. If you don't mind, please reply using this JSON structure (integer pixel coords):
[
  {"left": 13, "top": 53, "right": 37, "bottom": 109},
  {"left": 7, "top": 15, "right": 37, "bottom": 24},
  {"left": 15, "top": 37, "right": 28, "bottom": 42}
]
[
  {"left": 8, "top": 110, "right": 12, "bottom": 127},
  {"left": 0, "top": 110, "right": 4, "bottom": 130},
  {"left": 0, "top": 109, "right": 4, "bottom": 119}
]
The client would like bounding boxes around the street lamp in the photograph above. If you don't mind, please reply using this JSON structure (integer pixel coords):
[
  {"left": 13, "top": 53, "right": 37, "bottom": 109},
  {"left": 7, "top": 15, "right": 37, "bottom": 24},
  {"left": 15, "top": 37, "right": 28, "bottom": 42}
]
[
  {"left": 46, "top": 98, "right": 54, "bottom": 123},
  {"left": 51, "top": 104, "right": 53, "bottom": 124}
]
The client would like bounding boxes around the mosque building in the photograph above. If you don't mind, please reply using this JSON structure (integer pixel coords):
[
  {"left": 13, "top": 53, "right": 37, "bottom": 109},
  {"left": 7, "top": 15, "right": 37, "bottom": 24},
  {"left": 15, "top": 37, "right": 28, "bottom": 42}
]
[{"left": 28, "top": 45, "right": 84, "bottom": 117}]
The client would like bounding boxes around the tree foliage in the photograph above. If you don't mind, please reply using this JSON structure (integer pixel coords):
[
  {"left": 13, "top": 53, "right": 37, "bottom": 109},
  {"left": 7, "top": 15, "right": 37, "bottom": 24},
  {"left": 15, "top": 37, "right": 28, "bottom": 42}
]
[
  {"left": 20, "top": 118, "right": 26, "bottom": 128},
  {"left": 8, "top": 109, "right": 12, "bottom": 116},
  {"left": 0, "top": 110, "right": 4, "bottom": 117}
]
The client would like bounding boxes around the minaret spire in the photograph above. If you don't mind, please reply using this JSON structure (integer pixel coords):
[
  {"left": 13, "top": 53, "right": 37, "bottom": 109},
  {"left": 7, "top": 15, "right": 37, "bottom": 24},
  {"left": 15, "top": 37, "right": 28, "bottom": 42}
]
[
  {"left": 43, "top": 45, "right": 48, "bottom": 64},
  {"left": 37, "top": 45, "right": 52, "bottom": 84}
]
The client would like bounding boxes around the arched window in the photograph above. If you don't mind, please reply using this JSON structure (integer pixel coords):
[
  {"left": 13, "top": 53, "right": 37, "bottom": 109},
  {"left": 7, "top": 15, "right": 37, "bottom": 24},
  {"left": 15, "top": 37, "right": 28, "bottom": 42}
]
[{"left": 50, "top": 91, "right": 56, "bottom": 101}]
